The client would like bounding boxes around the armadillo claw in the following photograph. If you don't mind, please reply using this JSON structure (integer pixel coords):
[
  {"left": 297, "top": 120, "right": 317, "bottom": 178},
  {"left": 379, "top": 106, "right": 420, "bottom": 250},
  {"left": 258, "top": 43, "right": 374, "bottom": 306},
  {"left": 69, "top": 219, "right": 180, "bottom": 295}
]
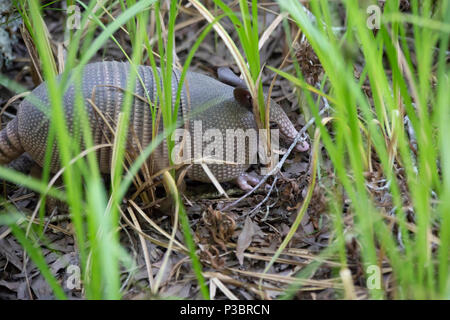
[
  {"left": 295, "top": 139, "right": 309, "bottom": 152},
  {"left": 235, "top": 173, "right": 262, "bottom": 191}
]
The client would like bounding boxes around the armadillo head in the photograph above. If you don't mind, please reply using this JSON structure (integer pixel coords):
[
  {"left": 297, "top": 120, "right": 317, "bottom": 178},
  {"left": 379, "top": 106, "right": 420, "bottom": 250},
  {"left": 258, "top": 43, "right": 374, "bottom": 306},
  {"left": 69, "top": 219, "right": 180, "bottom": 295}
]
[{"left": 233, "top": 88, "right": 309, "bottom": 152}]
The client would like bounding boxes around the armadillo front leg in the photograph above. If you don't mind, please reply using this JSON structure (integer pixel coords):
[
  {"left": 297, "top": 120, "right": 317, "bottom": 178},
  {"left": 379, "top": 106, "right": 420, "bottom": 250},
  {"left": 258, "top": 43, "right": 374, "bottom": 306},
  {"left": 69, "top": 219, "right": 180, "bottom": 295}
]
[{"left": 235, "top": 173, "right": 262, "bottom": 191}]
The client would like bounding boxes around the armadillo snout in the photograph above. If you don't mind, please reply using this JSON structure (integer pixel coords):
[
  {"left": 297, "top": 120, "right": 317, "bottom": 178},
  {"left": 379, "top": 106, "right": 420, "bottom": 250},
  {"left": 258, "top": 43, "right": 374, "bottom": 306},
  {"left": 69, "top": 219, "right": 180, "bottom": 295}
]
[{"left": 269, "top": 102, "right": 309, "bottom": 153}]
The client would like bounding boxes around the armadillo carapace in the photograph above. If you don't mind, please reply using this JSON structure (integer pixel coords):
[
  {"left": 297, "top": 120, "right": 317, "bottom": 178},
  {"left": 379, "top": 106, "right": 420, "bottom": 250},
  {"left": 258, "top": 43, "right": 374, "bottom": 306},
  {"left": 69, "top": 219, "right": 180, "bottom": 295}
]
[{"left": 0, "top": 61, "right": 309, "bottom": 188}]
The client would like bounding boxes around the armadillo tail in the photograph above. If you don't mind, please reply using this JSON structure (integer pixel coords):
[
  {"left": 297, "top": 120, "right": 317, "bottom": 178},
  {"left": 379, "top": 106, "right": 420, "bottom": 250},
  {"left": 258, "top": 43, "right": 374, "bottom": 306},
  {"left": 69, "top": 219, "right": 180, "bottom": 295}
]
[{"left": 0, "top": 118, "right": 24, "bottom": 164}]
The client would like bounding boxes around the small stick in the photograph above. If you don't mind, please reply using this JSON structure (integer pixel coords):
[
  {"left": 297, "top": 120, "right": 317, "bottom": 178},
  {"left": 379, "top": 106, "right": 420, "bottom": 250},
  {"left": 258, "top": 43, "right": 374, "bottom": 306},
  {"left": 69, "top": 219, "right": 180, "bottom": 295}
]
[{"left": 247, "top": 175, "right": 278, "bottom": 217}]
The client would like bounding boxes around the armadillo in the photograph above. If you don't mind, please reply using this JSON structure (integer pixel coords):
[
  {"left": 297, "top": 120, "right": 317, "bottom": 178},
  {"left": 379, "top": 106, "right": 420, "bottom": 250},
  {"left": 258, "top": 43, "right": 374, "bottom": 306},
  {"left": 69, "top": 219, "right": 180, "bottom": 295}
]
[{"left": 0, "top": 61, "right": 308, "bottom": 190}]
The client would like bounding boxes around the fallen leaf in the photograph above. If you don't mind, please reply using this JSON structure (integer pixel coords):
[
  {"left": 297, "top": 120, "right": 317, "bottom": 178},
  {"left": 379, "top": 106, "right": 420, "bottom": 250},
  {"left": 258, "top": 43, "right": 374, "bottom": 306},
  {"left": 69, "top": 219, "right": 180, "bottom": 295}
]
[{"left": 236, "top": 217, "right": 259, "bottom": 265}]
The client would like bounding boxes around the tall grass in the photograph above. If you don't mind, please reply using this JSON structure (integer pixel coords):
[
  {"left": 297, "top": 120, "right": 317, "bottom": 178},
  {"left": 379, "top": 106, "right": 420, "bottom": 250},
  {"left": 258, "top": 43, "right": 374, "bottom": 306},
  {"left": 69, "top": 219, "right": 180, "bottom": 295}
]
[
  {"left": 0, "top": 0, "right": 448, "bottom": 300},
  {"left": 1, "top": 0, "right": 210, "bottom": 299},
  {"left": 275, "top": 0, "right": 449, "bottom": 299}
]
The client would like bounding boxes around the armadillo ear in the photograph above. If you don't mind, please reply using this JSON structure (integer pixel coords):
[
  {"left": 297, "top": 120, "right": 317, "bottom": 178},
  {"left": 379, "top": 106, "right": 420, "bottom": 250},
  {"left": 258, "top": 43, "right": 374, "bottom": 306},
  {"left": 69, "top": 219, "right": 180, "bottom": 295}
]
[
  {"left": 218, "top": 67, "right": 246, "bottom": 88},
  {"left": 233, "top": 87, "right": 253, "bottom": 110}
]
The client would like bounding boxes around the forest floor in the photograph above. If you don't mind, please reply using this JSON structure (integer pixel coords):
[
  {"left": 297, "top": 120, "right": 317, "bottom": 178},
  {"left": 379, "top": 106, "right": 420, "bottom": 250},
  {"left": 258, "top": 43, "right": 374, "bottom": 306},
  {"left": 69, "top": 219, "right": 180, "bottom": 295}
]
[{"left": 0, "top": 1, "right": 413, "bottom": 300}]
